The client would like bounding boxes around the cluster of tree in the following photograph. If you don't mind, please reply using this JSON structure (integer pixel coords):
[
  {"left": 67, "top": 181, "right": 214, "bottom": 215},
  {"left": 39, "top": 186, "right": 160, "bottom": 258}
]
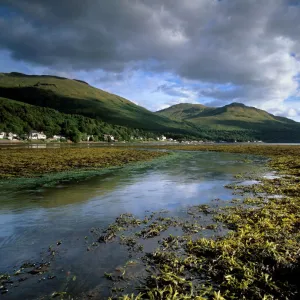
[
  {"left": 163, "top": 129, "right": 256, "bottom": 142},
  {"left": 2, "top": 97, "right": 300, "bottom": 143},
  {"left": 0, "top": 98, "right": 158, "bottom": 142},
  {"left": 164, "top": 127, "right": 300, "bottom": 143}
]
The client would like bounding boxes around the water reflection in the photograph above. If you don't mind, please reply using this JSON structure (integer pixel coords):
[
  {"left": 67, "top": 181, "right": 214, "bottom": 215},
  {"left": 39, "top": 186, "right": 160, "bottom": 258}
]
[{"left": 0, "top": 151, "right": 267, "bottom": 299}]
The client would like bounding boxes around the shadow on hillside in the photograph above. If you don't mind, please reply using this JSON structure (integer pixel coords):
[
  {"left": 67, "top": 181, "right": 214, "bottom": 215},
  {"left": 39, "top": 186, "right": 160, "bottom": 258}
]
[
  {"left": 0, "top": 87, "right": 191, "bottom": 134},
  {"left": 211, "top": 119, "right": 300, "bottom": 142},
  {"left": 211, "top": 119, "right": 299, "bottom": 131}
]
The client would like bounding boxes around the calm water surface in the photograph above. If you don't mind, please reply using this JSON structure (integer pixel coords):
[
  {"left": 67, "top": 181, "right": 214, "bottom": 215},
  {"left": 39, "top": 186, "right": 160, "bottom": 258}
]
[{"left": 0, "top": 151, "right": 268, "bottom": 299}]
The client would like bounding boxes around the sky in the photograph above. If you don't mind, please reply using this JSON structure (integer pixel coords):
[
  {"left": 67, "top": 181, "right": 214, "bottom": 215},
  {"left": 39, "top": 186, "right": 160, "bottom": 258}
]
[{"left": 1, "top": 0, "right": 300, "bottom": 121}]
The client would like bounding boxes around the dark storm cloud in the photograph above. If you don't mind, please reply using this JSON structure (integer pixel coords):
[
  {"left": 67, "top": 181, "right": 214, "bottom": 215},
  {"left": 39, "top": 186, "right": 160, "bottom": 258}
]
[{"left": 0, "top": 0, "right": 300, "bottom": 113}]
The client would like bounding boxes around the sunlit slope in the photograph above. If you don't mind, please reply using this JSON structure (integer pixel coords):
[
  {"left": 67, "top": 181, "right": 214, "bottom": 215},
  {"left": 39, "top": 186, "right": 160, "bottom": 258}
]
[
  {"left": 157, "top": 102, "right": 298, "bottom": 131},
  {"left": 157, "top": 103, "right": 212, "bottom": 121},
  {"left": 0, "top": 72, "right": 195, "bottom": 134}
]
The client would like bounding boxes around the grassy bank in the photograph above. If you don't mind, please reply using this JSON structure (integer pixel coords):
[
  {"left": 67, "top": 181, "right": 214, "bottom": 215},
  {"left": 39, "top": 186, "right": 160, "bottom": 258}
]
[
  {"left": 100, "top": 145, "right": 299, "bottom": 300},
  {"left": 0, "top": 147, "right": 169, "bottom": 188}
]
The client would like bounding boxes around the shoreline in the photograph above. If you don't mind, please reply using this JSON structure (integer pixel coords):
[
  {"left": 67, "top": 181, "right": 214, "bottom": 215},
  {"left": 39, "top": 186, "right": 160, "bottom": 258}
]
[
  {"left": 88, "top": 145, "right": 300, "bottom": 299},
  {"left": 0, "top": 150, "right": 179, "bottom": 190},
  {"left": 124, "top": 145, "right": 300, "bottom": 299},
  {"left": 1, "top": 145, "right": 299, "bottom": 299}
]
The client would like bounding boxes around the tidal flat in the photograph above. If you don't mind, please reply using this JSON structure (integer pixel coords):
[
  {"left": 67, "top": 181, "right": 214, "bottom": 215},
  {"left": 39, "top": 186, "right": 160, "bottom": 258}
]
[
  {"left": 0, "top": 145, "right": 299, "bottom": 299},
  {"left": 0, "top": 147, "right": 169, "bottom": 189},
  {"left": 110, "top": 144, "right": 300, "bottom": 300}
]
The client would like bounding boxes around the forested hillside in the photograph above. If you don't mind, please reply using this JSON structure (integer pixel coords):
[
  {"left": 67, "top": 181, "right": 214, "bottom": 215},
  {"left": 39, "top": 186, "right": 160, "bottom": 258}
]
[
  {"left": 0, "top": 97, "right": 155, "bottom": 142},
  {"left": 0, "top": 72, "right": 197, "bottom": 136},
  {"left": 1, "top": 72, "right": 300, "bottom": 142},
  {"left": 157, "top": 103, "right": 300, "bottom": 142}
]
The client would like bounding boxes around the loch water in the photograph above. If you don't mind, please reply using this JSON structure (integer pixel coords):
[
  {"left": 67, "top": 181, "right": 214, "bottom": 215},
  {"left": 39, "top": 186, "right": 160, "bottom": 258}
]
[{"left": 0, "top": 150, "right": 268, "bottom": 299}]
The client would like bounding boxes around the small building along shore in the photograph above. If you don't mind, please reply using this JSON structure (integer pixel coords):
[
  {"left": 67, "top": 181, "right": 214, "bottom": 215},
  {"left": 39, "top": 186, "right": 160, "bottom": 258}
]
[
  {"left": 52, "top": 135, "right": 66, "bottom": 141},
  {"left": 0, "top": 131, "right": 55, "bottom": 141},
  {"left": 0, "top": 132, "right": 19, "bottom": 140},
  {"left": 0, "top": 130, "right": 185, "bottom": 143},
  {"left": 103, "top": 134, "right": 115, "bottom": 142},
  {"left": 28, "top": 131, "right": 47, "bottom": 140},
  {"left": 157, "top": 135, "right": 167, "bottom": 141}
]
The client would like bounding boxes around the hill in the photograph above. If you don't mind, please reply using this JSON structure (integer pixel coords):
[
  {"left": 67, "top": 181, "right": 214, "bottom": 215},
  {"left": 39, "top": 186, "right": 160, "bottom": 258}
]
[
  {"left": 0, "top": 72, "right": 196, "bottom": 136},
  {"left": 157, "top": 102, "right": 300, "bottom": 142},
  {"left": 1, "top": 72, "right": 300, "bottom": 142},
  {"left": 157, "top": 103, "right": 212, "bottom": 121},
  {"left": 157, "top": 102, "right": 295, "bottom": 127},
  {"left": 0, "top": 96, "right": 258, "bottom": 142},
  {"left": 0, "top": 97, "right": 155, "bottom": 142}
]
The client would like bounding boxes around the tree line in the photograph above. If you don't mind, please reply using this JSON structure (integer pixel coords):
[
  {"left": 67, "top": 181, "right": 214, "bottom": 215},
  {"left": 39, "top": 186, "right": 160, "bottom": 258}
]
[
  {"left": 1, "top": 97, "right": 300, "bottom": 143},
  {"left": 0, "top": 98, "right": 157, "bottom": 142}
]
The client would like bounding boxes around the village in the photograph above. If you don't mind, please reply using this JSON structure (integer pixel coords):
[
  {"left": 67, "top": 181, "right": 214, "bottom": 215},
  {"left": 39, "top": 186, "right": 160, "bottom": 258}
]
[
  {"left": 0, "top": 131, "right": 64, "bottom": 141},
  {"left": 0, "top": 131, "right": 178, "bottom": 143},
  {"left": 0, "top": 131, "right": 264, "bottom": 144}
]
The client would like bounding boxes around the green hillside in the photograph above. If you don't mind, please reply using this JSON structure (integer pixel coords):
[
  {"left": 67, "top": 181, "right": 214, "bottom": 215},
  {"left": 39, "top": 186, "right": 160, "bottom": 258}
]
[
  {"left": 0, "top": 97, "right": 155, "bottom": 142},
  {"left": 157, "top": 102, "right": 298, "bottom": 130},
  {"left": 0, "top": 72, "right": 195, "bottom": 135},
  {"left": 157, "top": 103, "right": 212, "bottom": 121},
  {"left": 0, "top": 96, "right": 258, "bottom": 142},
  {"left": 157, "top": 102, "right": 300, "bottom": 142},
  {"left": 187, "top": 103, "right": 296, "bottom": 130},
  {"left": 1, "top": 72, "right": 300, "bottom": 142}
]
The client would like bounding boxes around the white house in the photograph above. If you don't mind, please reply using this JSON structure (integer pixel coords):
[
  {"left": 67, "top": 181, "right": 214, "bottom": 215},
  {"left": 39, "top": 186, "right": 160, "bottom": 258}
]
[
  {"left": 0, "top": 132, "right": 6, "bottom": 139},
  {"left": 156, "top": 135, "right": 167, "bottom": 141},
  {"left": 29, "top": 131, "right": 47, "bottom": 140},
  {"left": 103, "top": 134, "right": 115, "bottom": 142},
  {"left": 53, "top": 135, "right": 66, "bottom": 140},
  {"left": 7, "top": 132, "right": 18, "bottom": 140}
]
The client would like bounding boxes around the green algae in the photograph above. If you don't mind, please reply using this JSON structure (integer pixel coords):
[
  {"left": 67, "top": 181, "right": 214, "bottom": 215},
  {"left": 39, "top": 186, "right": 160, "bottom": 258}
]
[
  {"left": 0, "top": 149, "right": 183, "bottom": 190},
  {"left": 101, "top": 145, "right": 300, "bottom": 300},
  {"left": 2, "top": 145, "right": 300, "bottom": 299}
]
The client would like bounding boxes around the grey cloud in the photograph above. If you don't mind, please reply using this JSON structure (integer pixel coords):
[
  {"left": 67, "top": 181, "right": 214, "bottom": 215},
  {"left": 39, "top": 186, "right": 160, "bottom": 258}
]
[
  {"left": 94, "top": 72, "right": 126, "bottom": 83},
  {"left": 156, "top": 84, "right": 192, "bottom": 98},
  {"left": 1, "top": 0, "right": 300, "bottom": 113},
  {"left": 199, "top": 87, "right": 244, "bottom": 101}
]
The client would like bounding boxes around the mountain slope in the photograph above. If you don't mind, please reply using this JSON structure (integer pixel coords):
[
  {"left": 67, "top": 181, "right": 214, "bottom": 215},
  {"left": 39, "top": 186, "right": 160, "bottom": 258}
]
[
  {"left": 157, "top": 102, "right": 300, "bottom": 142},
  {"left": 1, "top": 72, "right": 300, "bottom": 142},
  {"left": 157, "top": 103, "right": 212, "bottom": 121},
  {"left": 0, "top": 97, "right": 153, "bottom": 141},
  {"left": 157, "top": 102, "right": 298, "bottom": 130},
  {"left": 0, "top": 72, "right": 195, "bottom": 135}
]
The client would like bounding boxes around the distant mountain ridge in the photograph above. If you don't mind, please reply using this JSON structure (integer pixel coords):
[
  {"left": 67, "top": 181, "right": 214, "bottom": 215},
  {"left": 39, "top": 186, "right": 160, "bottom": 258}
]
[
  {"left": 1, "top": 72, "right": 300, "bottom": 142},
  {"left": 156, "top": 102, "right": 297, "bottom": 131},
  {"left": 157, "top": 103, "right": 212, "bottom": 121}
]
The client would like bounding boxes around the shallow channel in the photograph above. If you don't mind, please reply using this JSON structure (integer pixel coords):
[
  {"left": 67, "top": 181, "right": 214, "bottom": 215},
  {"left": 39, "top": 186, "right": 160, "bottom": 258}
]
[{"left": 0, "top": 151, "right": 268, "bottom": 299}]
